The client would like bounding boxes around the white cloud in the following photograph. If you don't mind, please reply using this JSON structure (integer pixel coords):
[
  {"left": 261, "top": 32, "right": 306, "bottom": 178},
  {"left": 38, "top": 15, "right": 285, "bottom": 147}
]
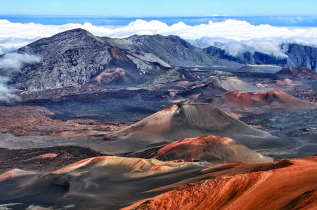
[
  {"left": 0, "top": 53, "right": 41, "bottom": 71},
  {"left": 190, "top": 37, "right": 290, "bottom": 57},
  {"left": 0, "top": 76, "right": 17, "bottom": 101},
  {"left": 0, "top": 53, "right": 41, "bottom": 101}
]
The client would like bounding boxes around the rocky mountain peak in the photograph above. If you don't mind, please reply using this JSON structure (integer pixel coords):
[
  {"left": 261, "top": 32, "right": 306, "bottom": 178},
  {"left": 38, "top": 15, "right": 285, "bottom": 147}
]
[{"left": 9, "top": 30, "right": 171, "bottom": 91}]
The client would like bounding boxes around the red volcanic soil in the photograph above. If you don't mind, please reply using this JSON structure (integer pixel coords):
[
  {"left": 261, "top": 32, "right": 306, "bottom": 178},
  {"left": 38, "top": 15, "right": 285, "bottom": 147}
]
[
  {"left": 154, "top": 136, "right": 272, "bottom": 164},
  {"left": 110, "top": 47, "right": 130, "bottom": 62},
  {"left": 276, "top": 66, "right": 317, "bottom": 79},
  {"left": 90, "top": 67, "right": 125, "bottom": 84},
  {"left": 221, "top": 89, "right": 317, "bottom": 112},
  {"left": 124, "top": 157, "right": 317, "bottom": 210},
  {"left": 0, "top": 169, "right": 35, "bottom": 182},
  {"left": 0, "top": 106, "right": 125, "bottom": 137},
  {"left": 33, "top": 153, "right": 58, "bottom": 159}
]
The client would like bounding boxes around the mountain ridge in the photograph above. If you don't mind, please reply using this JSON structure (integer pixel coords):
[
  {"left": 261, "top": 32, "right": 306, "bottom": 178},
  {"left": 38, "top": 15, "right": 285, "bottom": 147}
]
[
  {"left": 2, "top": 28, "right": 317, "bottom": 92},
  {"left": 103, "top": 34, "right": 240, "bottom": 67}
]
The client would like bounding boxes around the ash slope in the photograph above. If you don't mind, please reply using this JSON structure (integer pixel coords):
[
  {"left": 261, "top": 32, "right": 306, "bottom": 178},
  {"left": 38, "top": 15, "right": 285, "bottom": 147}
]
[
  {"left": 1, "top": 156, "right": 316, "bottom": 210},
  {"left": 108, "top": 35, "right": 317, "bottom": 70},
  {"left": 113, "top": 103, "right": 287, "bottom": 150},
  {"left": 0, "top": 156, "right": 210, "bottom": 209}
]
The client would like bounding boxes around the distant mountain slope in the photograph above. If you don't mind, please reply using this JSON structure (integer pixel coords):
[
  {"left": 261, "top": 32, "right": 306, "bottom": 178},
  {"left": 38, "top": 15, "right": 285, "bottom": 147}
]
[
  {"left": 8, "top": 29, "right": 171, "bottom": 91},
  {"left": 105, "top": 35, "right": 317, "bottom": 70},
  {"left": 204, "top": 43, "right": 317, "bottom": 71},
  {"left": 5, "top": 29, "right": 317, "bottom": 92},
  {"left": 104, "top": 35, "right": 241, "bottom": 67},
  {"left": 203, "top": 46, "right": 287, "bottom": 66},
  {"left": 284, "top": 43, "right": 317, "bottom": 71}
]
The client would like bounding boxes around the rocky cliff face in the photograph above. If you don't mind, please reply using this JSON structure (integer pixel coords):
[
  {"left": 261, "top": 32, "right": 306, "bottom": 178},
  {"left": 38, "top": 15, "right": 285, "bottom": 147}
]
[
  {"left": 8, "top": 29, "right": 170, "bottom": 91},
  {"left": 204, "top": 43, "right": 317, "bottom": 71},
  {"left": 284, "top": 43, "right": 317, "bottom": 70}
]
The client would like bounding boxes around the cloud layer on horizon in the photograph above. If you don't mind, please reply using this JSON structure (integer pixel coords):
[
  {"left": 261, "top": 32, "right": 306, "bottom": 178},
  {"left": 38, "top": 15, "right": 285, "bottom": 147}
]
[{"left": 1, "top": 18, "right": 317, "bottom": 56}]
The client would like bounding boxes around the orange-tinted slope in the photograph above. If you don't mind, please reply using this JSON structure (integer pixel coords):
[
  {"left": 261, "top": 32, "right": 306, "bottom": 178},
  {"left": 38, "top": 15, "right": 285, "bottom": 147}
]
[
  {"left": 0, "top": 169, "right": 36, "bottom": 182},
  {"left": 124, "top": 157, "right": 317, "bottom": 210},
  {"left": 221, "top": 89, "right": 317, "bottom": 112},
  {"left": 90, "top": 67, "right": 125, "bottom": 84},
  {"left": 154, "top": 136, "right": 272, "bottom": 164}
]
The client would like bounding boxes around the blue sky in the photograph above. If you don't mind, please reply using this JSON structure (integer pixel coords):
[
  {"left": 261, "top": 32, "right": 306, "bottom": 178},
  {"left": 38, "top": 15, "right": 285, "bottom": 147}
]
[{"left": 0, "top": 0, "right": 316, "bottom": 16}]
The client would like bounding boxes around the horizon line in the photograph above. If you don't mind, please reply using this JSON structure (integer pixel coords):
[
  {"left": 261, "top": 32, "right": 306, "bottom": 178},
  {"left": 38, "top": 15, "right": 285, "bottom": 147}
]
[{"left": 1, "top": 14, "right": 316, "bottom": 18}]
